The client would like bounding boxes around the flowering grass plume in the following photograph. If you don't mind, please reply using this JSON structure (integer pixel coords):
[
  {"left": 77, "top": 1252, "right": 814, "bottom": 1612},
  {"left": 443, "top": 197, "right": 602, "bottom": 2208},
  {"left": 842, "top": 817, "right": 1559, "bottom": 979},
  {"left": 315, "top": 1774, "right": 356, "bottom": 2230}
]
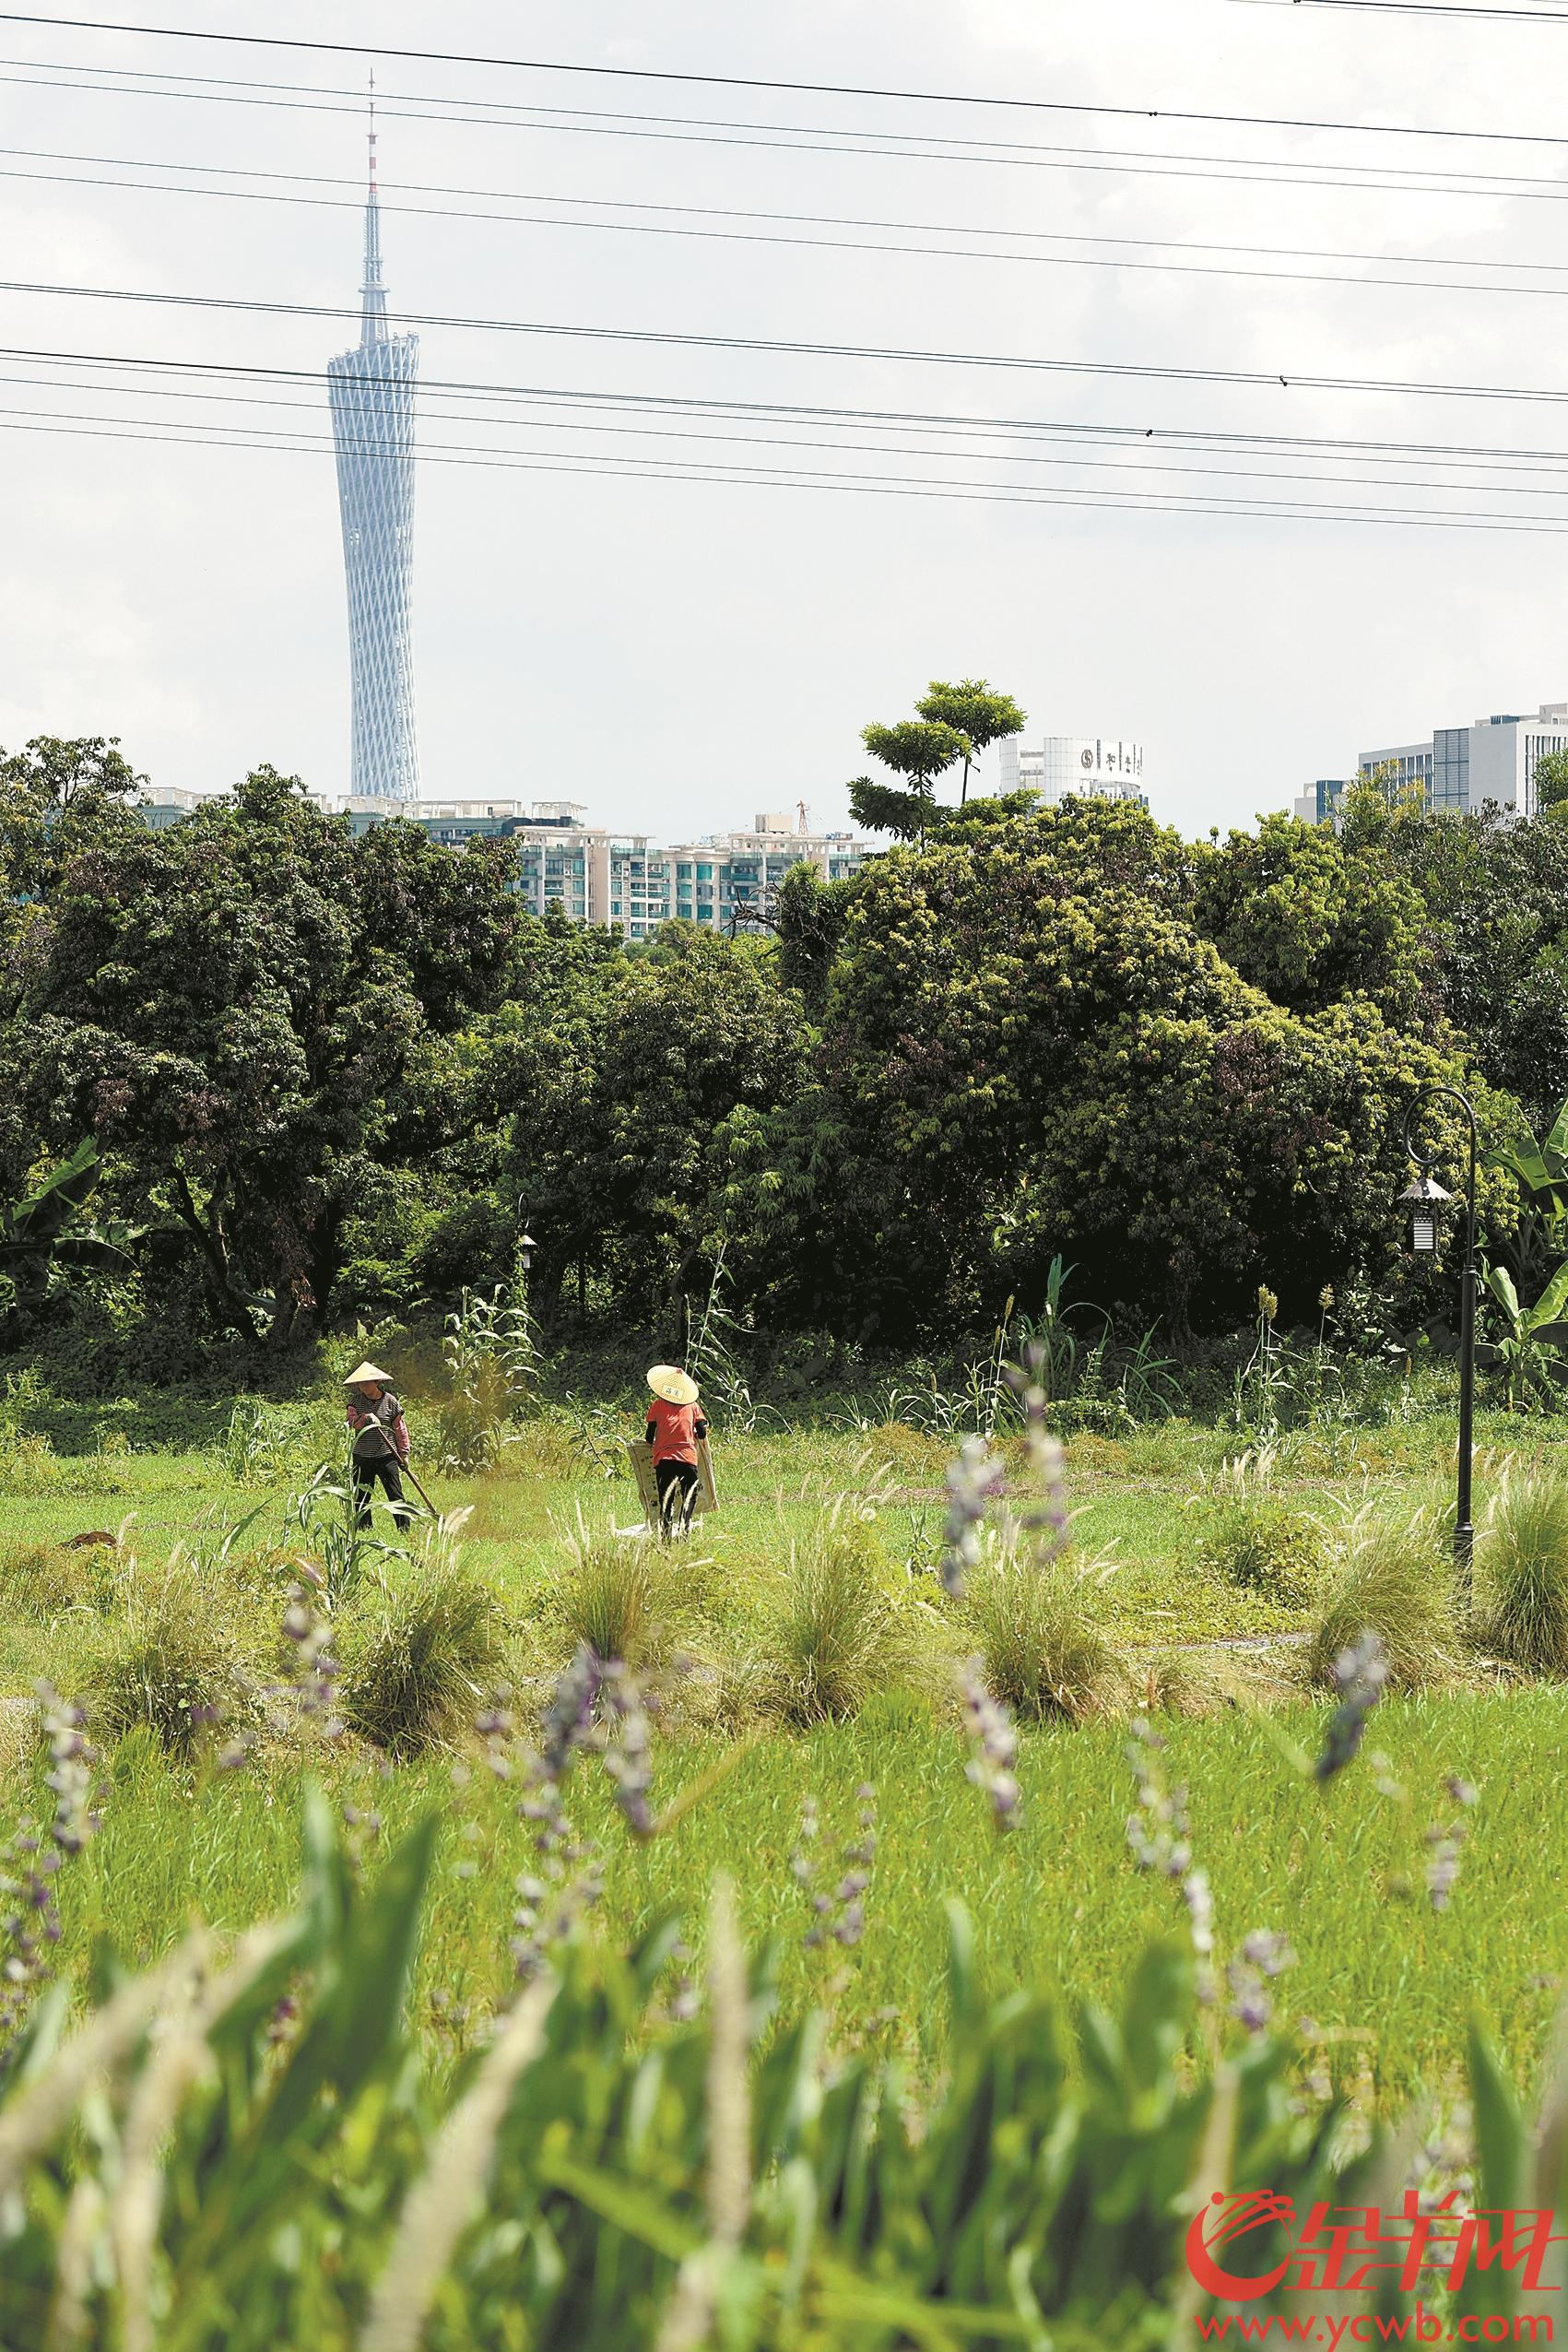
[
  {"left": 941, "top": 1436, "right": 1006, "bottom": 1594},
  {"left": 790, "top": 1785, "right": 878, "bottom": 1950},
  {"left": 600, "top": 1661, "right": 655, "bottom": 1838},
  {"left": 1126, "top": 1716, "right": 1213, "bottom": 1990},
  {"left": 1425, "top": 1774, "right": 1479, "bottom": 1913},
  {"left": 1314, "top": 1630, "right": 1390, "bottom": 1781},
  {"left": 280, "top": 1583, "right": 344, "bottom": 1738},
  {"left": 1228, "top": 1930, "right": 1296, "bottom": 2035},
  {"left": 0, "top": 1686, "right": 100, "bottom": 2037},
  {"left": 959, "top": 1662, "right": 1021, "bottom": 1831},
  {"left": 1004, "top": 1349, "right": 1068, "bottom": 1553}
]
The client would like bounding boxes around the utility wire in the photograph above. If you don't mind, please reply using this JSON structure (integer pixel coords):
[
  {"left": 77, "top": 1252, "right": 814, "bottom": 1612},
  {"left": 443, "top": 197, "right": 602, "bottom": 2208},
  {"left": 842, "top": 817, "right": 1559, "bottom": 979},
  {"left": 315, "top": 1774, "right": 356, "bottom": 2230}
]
[
  {"left": 11, "top": 276, "right": 1568, "bottom": 410},
  {"left": 6, "top": 60, "right": 1564, "bottom": 207},
  {"left": 9, "top": 363, "right": 1568, "bottom": 503},
  {"left": 6, "top": 141, "right": 1568, "bottom": 290},
  {"left": 4, "top": 404, "right": 1567, "bottom": 534},
  {"left": 17, "top": 340, "right": 1568, "bottom": 476},
  {"left": 6, "top": 8, "right": 1568, "bottom": 142}
]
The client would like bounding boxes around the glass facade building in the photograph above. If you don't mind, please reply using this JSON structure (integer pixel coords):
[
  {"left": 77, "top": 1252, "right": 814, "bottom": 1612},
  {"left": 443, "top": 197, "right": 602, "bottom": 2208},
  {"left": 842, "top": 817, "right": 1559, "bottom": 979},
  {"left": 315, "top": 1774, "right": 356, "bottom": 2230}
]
[
  {"left": 326, "top": 117, "right": 419, "bottom": 802},
  {"left": 1296, "top": 703, "right": 1568, "bottom": 826}
]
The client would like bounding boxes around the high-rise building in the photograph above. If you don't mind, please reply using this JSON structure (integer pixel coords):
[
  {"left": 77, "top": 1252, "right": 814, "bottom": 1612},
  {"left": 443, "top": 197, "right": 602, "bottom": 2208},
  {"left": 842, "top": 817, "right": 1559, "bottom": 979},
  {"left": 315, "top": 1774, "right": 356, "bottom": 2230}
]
[
  {"left": 326, "top": 100, "right": 419, "bottom": 800},
  {"left": 1295, "top": 701, "right": 1568, "bottom": 826}
]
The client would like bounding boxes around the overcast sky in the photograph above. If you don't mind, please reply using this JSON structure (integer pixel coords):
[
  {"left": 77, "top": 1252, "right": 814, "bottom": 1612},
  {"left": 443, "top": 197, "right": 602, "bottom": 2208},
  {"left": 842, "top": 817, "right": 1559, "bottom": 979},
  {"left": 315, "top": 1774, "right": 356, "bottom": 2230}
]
[{"left": 2, "top": 0, "right": 1567, "bottom": 842}]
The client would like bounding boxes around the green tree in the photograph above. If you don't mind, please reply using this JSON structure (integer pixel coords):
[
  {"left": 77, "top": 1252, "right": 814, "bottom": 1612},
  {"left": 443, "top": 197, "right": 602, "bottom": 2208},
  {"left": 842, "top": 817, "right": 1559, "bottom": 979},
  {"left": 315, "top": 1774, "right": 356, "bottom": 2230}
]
[
  {"left": 1192, "top": 811, "right": 1430, "bottom": 1024},
  {"left": 1535, "top": 748, "right": 1568, "bottom": 815},
  {"left": 14, "top": 770, "right": 521, "bottom": 1343},
  {"left": 848, "top": 718, "right": 967, "bottom": 845},
  {"left": 807, "top": 811, "right": 1503, "bottom": 1337},
  {"left": 914, "top": 679, "right": 1026, "bottom": 804}
]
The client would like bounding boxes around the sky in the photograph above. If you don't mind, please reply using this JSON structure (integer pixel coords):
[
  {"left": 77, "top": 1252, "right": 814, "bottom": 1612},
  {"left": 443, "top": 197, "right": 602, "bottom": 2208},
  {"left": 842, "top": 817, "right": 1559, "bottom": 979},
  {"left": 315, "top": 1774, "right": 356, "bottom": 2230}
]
[{"left": 2, "top": 0, "right": 1567, "bottom": 843}]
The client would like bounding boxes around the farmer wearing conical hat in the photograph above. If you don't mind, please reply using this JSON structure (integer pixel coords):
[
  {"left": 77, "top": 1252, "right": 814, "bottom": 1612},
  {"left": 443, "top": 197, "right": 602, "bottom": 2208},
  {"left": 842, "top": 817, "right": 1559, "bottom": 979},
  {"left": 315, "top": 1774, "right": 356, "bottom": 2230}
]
[
  {"left": 644, "top": 1365, "right": 709, "bottom": 1531},
  {"left": 343, "top": 1362, "right": 412, "bottom": 1530}
]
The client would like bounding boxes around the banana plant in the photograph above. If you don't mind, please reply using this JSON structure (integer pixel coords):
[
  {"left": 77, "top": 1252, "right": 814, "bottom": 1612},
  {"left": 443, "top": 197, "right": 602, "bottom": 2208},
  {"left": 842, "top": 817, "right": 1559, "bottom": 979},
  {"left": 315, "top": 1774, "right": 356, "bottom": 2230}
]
[
  {"left": 0, "top": 1138, "right": 133, "bottom": 1327},
  {"left": 1490, "top": 1098, "right": 1568, "bottom": 1242},
  {"left": 1481, "top": 1258, "right": 1568, "bottom": 1411}
]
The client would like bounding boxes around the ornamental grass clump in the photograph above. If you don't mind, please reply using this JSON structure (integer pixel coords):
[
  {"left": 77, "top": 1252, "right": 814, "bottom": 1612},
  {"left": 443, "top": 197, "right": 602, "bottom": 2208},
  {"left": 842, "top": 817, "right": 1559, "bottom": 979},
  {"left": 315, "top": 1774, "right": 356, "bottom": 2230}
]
[
  {"left": 965, "top": 1542, "right": 1121, "bottom": 1722},
  {"left": 1307, "top": 1509, "right": 1452, "bottom": 1693},
  {"left": 92, "top": 1557, "right": 260, "bottom": 1754},
  {"left": 1196, "top": 1498, "right": 1324, "bottom": 1605},
  {"left": 546, "top": 1515, "right": 693, "bottom": 1671},
  {"left": 761, "top": 1503, "right": 912, "bottom": 1726},
  {"left": 342, "top": 1563, "right": 504, "bottom": 1757},
  {"left": 1478, "top": 1467, "right": 1568, "bottom": 1673}
]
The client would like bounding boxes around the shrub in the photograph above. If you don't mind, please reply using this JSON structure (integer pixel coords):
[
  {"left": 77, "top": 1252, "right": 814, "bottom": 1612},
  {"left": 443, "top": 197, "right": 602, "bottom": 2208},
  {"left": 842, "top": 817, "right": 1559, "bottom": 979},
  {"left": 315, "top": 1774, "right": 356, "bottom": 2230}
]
[
  {"left": 1307, "top": 1511, "right": 1453, "bottom": 1691},
  {"left": 966, "top": 1543, "right": 1122, "bottom": 1721},
  {"left": 1479, "top": 1468, "right": 1568, "bottom": 1672},
  {"left": 760, "top": 1505, "right": 913, "bottom": 1725},
  {"left": 342, "top": 1564, "right": 504, "bottom": 1755},
  {"left": 92, "top": 1561, "right": 260, "bottom": 1752},
  {"left": 545, "top": 1519, "right": 694, "bottom": 1670},
  {"left": 1196, "top": 1498, "right": 1323, "bottom": 1604}
]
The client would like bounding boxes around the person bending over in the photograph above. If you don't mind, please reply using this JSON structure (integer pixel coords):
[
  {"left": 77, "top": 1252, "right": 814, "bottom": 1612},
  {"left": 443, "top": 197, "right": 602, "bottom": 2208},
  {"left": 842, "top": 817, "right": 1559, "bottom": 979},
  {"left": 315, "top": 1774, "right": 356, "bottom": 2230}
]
[
  {"left": 644, "top": 1364, "right": 708, "bottom": 1531},
  {"left": 343, "top": 1360, "right": 412, "bottom": 1530}
]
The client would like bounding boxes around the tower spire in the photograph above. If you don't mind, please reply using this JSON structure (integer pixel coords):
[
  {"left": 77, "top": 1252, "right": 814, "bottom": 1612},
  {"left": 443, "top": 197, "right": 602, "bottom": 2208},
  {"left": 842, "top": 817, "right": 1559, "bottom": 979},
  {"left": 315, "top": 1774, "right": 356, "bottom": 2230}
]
[{"left": 360, "top": 68, "right": 387, "bottom": 343}]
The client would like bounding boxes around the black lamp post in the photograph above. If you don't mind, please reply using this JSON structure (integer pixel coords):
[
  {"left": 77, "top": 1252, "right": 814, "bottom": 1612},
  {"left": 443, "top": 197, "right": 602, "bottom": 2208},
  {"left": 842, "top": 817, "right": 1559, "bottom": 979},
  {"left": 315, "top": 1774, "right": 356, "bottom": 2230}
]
[{"left": 1398, "top": 1084, "right": 1479, "bottom": 1587}]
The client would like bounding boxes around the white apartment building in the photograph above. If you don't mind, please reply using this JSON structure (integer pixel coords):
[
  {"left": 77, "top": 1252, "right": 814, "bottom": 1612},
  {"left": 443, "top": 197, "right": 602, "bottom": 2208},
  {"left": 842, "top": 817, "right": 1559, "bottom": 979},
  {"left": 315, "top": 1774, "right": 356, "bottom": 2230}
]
[
  {"left": 1296, "top": 701, "right": 1568, "bottom": 825},
  {"left": 997, "top": 735, "right": 1148, "bottom": 807}
]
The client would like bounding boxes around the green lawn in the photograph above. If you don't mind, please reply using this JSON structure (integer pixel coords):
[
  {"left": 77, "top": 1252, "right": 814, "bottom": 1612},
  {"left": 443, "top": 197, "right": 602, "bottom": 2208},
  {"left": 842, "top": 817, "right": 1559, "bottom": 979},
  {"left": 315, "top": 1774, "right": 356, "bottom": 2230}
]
[{"left": 4, "top": 1407, "right": 1568, "bottom": 2109}]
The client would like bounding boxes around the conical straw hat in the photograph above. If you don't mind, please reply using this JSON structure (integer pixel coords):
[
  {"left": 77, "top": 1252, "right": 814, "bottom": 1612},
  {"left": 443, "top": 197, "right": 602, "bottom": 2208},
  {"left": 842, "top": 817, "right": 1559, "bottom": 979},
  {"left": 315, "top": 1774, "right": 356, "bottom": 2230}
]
[
  {"left": 646, "top": 1365, "right": 700, "bottom": 1406},
  {"left": 343, "top": 1361, "right": 393, "bottom": 1387}
]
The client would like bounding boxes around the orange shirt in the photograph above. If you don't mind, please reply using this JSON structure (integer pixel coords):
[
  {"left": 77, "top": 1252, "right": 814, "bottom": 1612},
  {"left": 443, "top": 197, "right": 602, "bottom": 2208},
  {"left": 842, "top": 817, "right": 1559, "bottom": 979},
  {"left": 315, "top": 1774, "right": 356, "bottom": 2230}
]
[{"left": 646, "top": 1398, "right": 705, "bottom": 1466}]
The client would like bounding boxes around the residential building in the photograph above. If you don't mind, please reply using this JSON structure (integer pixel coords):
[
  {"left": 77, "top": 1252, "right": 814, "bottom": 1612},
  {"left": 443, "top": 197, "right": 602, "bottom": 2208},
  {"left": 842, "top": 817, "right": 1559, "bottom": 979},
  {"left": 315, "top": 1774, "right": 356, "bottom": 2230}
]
[
  {"left": 997, "top": 735, "right": 1148, "bottom": 807},
  {"left": 130, "top": 793, "right": 874, "bottom": 939},
  {"left": 1296, "top": 701, "right": 1568, "bottom": 825},
  {"left": 326, "top": 105, "right": 419, "bottom": 802}
]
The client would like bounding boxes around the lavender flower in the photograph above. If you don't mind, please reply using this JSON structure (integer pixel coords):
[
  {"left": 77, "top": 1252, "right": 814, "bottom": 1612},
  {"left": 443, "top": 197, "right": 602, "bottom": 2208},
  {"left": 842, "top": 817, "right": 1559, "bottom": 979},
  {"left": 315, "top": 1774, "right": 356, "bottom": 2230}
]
[
  {"left": 1004, "top": 1353, "right": 1068, "bottom": 1552},
  {"left": 1227, "top": 1930, "right": 1297, "bottom": 2034},
  {"left": 959, "top": 1663, "right": 1021, "bottom": 1830},
  {"left": 1425, "top": 1775, "right": 1479, "bottom": 1913},
  {"left": 0, "top": 1687, "right": 101, "bottom": 2038},
  {"left": 941, "top": 1437, "right": 1006, "bottom": 1594},
  {"left": 1314, "top": 1630, "right": 1389, "bottom": 1781},
  {"left": 281, "top": 1584, "right": 344, "bottom": 1738},
  {"left": 1125, "top": 1719, "right": 1215, "bottom": 1997},
  {"left": 792, "top": 1785, "right": 878, "bottom": 1950},
  {"left": 600, "top": 1661, "right": 654, "bottom": 1838},
  {"left": 539, "top": 1645, "right": 599, "bottom": 1779}
]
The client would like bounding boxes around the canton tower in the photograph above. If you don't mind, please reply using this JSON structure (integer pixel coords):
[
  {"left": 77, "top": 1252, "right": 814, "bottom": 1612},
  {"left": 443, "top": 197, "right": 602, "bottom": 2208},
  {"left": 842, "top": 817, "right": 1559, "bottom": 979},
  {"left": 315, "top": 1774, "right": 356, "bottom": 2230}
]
[{"left": 327, "top": 92, "right": 419, "bottom": 801}]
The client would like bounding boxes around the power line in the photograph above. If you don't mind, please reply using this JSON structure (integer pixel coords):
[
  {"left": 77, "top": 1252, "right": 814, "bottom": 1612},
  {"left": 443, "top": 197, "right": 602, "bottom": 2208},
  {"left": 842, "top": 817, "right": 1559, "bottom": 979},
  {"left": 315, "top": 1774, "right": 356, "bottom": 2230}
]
[
  {"left": 5, "top": 8, "right": 1568, "bottom": 143},
  {"left": 5, "top": 403, "right": 1568, "bottom": 534},
  {"left": 6, "top": 141, "right": 1568, "bottom": 294},
  {"left": 11, "top": 275, "right": 1568, "bottom": 410},
  {"left": 1277, "top": 0, "right": 1568, "bottom": 18},
  {"left": 18, "top": 340, "right": 1568, "bottom": 483},
  {"left": 6, "top": 59, "right": 1566, "bottom": 208},
  {"left": 14, "top": 365, "right": 1568, "bottom": 504}
]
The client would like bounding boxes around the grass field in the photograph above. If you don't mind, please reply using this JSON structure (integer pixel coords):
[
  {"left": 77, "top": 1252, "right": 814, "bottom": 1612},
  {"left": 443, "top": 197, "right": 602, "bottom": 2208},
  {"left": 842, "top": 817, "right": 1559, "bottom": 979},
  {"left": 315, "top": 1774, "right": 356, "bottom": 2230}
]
[{"left": 3, "top": 1395, "right": 1568, "bottom": 2110}]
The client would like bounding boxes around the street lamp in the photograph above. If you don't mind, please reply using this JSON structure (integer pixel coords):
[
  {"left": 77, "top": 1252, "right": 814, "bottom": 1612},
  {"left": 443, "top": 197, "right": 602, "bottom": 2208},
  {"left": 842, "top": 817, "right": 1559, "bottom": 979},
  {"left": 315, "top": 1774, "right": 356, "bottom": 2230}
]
[
  {"left": 518, "top": 1229, "right": 536, "bottom": 1276},
  {"left": 1399, "top": 1085, "right": 1479, "bottom": 1587}
]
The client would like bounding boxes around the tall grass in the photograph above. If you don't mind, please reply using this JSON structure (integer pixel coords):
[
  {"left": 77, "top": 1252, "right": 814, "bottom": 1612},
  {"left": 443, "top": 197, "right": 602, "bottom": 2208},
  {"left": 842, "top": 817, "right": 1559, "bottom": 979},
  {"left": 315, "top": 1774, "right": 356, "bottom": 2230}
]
[
  {"left": 1479, "top": 1467, "right": 1568, "bottom": 1672},
  {"left": 91, "top": 1556, "right": 260, "bottom": 1751},
  {"left": 965, "top": 1541, "right": 1122, "bottom": 1721},
  {"left": 342, "top": 1561, "right": 504, "bottom": 1756},
  {"left": 760, "top": 1502, "right": 914, "bottom": 1725},
  {"left": 546, "top": 1516, "right": 694, "bottom": 1668},
  {"left": 1307, "top": 1508, "right": 1454, "bottom": 1691}
]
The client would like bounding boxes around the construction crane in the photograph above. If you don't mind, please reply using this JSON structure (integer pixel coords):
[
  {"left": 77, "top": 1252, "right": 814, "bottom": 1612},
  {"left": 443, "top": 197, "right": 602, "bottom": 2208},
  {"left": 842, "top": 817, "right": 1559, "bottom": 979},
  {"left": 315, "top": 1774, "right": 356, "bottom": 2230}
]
[{"left": 796, "top": 799, "right": 809, "bottom": 834}]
